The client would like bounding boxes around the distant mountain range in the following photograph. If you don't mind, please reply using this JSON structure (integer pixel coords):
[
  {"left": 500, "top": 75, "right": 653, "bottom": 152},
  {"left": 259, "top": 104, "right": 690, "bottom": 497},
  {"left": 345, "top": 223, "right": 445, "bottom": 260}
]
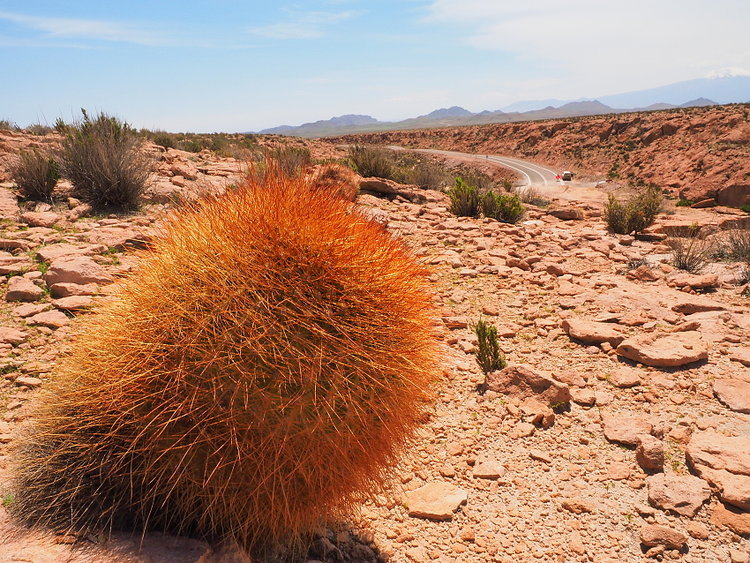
[{"left": 255, "top": 75, "right": 750, "bottom": 138}]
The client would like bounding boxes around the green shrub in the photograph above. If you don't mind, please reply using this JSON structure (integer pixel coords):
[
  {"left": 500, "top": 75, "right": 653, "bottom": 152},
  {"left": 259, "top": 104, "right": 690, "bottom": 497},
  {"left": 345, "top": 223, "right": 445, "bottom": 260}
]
[
  {"left": 481, "top": 191, "right": 525, "bottom": 223},
  {"left": 604, "top": 186, "right": 662, "bottom": 234},
  {"left": 348, "top": 145, "right": 394, "bottom": 178},
  {"left": 151, "top": 132, "right": 176, "bottom": 149},
  {"left": 448, "top": 177, "right": 480, "bottom": 217},
  {"left": 9, "top": 150, "right": 60, "bottom": 202},
  {"left": 409, "top": 161, "right": 451, "bottom": 190},
  {"left": 741, "top": 203, "right": 750, "bottom": 214},
  {"left": 60, "top": 110, "right": 151, "bottom": 212},
  {"left": 676, "top": 198, "right": 694, "bottom": 207},
  {"left": 473, "top": 319, "right": 507, "bottom": 393}
]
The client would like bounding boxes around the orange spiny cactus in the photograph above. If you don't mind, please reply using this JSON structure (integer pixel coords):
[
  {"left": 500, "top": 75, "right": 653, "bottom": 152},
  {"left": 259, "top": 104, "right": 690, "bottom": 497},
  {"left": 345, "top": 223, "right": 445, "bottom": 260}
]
[{"left": 12, "top": 165, "right": 439, "bottom": 555}]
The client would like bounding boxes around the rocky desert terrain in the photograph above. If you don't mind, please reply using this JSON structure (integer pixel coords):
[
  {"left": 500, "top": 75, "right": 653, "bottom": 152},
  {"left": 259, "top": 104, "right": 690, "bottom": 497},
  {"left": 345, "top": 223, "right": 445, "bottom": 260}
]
[
  {"left": 0, "top": 127, "right": 749, "bottom": 563},
  {"left": 336, "top": 104, "right": 750, "bottom": 209}
]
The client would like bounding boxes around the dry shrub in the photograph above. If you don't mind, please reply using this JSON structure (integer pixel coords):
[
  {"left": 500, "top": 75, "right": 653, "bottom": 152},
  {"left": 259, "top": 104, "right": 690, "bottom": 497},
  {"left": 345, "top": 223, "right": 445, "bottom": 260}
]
[
  {"left": 348, "top": 145, "right": 394, "bottom": 179},
  {"left": 12, "top": 166, "right": 439, "bottom": 556},
  {"left": 668, "top": 235, "right": 713, "bottom": 273},
  {"left": 267, "top": 145, "right": 312, "bottom": 177},
  {"left": 9, "top": 149, "right": 60, "bottom": 202},
  {"left": 309, "top": 163, "right": 359, "bottom": 201},
  {"left": 60, "top": 111, "right": 151, "bottom": 212}
]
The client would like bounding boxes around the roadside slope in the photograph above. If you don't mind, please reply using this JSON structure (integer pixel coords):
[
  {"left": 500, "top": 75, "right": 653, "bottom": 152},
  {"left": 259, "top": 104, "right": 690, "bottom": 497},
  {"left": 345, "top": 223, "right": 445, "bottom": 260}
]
[{"left": 335, "top": 104, "right": 750, "bottom": 207}]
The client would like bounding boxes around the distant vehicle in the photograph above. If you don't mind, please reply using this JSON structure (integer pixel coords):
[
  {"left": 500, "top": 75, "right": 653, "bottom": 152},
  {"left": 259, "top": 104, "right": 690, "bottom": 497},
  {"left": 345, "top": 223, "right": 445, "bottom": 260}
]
[{"left": 561, "top": 171, "right": 573, "bottom": 181}]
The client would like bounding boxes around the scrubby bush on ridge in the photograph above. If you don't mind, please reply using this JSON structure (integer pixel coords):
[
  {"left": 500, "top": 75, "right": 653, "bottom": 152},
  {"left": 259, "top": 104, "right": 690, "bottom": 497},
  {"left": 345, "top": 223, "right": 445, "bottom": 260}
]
[
  {"left": 9, "top": 149, "right": 60, "bottom": 202},
  {"left": 448, "top": 177, "right": 481, "bottom": 217},
  {"left": 60, "top": 110, "right": 151, "bottom": 212},
  {"left": 604, "top": 186, "right": 662, "bottom": 234}
]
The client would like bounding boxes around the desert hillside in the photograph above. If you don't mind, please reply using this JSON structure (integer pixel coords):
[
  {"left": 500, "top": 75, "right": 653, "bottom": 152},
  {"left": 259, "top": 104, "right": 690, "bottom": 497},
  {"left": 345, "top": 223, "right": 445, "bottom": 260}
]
[
  {"left": 0, "top": 128, "right": 748, "bottom": 563},
  {"left": 335, "top": 104, "right": 750, "bottom": 208}
]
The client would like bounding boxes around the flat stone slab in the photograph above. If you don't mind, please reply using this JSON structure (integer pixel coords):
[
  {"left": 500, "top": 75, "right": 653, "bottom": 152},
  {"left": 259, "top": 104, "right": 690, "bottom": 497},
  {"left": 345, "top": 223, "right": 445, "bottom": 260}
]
[
  {"left": 616, "top": 331, "right": 707, "bottom": 367},
  {"left": 405, "top": 482, "right": 468, "bottom": 521},
  {"left": 713, "top": 379, "right": 750, "bottom": 413},
  {"left": 647, "top": 473, "right": 711, "bottom": 517},
  {"left": 687, "top": 431, "right": 750, "bottom": 511},
  {"left": 561, "top": 318, "right": 625, "bottom": 347},
  {"left": 602, "top": 414, "right": 653, "bottom": 446}
]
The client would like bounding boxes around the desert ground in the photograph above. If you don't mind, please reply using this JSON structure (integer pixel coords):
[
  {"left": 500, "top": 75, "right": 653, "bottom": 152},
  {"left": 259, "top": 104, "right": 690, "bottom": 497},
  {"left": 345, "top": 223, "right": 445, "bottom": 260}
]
[{"left": 0, "top": 124, "right": 748, "bottom": 563}]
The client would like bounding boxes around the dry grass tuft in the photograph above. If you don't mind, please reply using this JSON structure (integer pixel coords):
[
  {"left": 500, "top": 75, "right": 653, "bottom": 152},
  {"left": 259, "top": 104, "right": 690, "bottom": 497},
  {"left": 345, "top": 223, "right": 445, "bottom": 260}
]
[{"left": 12, "top": 166, "right": 439, "bottom": 556}]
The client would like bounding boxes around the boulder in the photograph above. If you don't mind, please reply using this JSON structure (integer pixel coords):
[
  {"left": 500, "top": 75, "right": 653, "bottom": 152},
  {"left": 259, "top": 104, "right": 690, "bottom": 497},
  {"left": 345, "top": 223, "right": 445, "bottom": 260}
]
[
  {"left": 640, "top": 524, "right": 688, "bottom": 549},
  {"left": 712, "top": 502, "right": 750, "bottom": 536},
  {"left": 49, "top": 282, "right": 99, "bottom": 298},
  {"left": 405, "top": 482, "right": 468, "bottom": 521},
  {"left": 486, "top": 364, "right": 570, "bottom": 407},
  {"left": 6, "top": 276, "right": 43, "bottom": 302},
  {"left": 547, "top": 205, "right": 584, "bottom": 220},
  {"left": 43, "top": 256, "right": 111, "bottom": 286},
  {"left": 0, "top": 327, "right": 28, "bottom": 346},
  {"left": 561, "top": 318, "right": 625, "bottom": 347},
  {"left": 686, "top": 431, "right": 750, "bottom": 511},
  {"left": 27, "top": 310, "right": 70, "bottom": 329},
  {"left": 602, "top": 415, "right": 652, "bottom": 446},
  {"left": 713, "top": 379, "right": 750, "bottom": 413},
  {"left": 20, "top": 211, "right": 62, "bottom": 228},
  {"left": 616, "top": 331, "right": 707, "bottom": 367},
  {"left": 666, "top": 272, "right": 719, "bottom": 290},
  {"left": 647, "top": 473, "right": 711, "bottom": 517},
  {"left": 636, "top": 434, "right": 665, "bottom": 472}
]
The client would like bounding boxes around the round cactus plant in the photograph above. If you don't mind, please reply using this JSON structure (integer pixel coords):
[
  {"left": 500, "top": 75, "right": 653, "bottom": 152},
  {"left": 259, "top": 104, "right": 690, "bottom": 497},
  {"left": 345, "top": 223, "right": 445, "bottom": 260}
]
[{"left": 13, "top": 167, "right": 439, "bottom": 554}]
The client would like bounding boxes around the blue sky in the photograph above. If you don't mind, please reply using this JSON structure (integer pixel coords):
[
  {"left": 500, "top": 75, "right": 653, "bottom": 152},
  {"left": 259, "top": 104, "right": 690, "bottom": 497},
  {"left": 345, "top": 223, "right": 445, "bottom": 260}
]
[{"left": 1, "top": 1, "right": 748, "bottom": 132}]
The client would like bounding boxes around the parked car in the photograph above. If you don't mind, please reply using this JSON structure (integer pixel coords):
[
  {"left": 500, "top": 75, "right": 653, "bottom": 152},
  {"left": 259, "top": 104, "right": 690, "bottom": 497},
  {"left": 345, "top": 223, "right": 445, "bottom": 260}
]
[{"left": 561, "top": 171, "right": 573, "bottom": 181}]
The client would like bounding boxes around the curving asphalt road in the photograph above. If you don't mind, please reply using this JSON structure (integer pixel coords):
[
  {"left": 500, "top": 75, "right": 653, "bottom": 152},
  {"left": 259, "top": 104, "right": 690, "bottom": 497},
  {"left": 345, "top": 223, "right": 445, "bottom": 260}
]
[{"left": 404, "top": 147, "right": 609, "bottom": 205}]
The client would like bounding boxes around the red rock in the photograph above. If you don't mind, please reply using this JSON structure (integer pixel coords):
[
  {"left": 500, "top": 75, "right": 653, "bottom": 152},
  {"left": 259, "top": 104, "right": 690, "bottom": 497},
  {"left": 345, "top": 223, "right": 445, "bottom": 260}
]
[
  {"left": 666, "top": 272, "right": 719, "bottom": 290},
  {"left": 405, "top": 482, "right": 468, "bottom": 521},
  {"left": 713, "top": 379, "right": 750, "bottom": 413},
  {"left": 20, "top": 211, "right": 62, "bottom": 228},
  {"left": 728, "top": 347, "right": 750, "bottom": 367},
  {"left": 671, "top": 295, "right": 725, "bottom": 314},
  {"left": 486, "top": 364, "right": 570, "bottom": 407},
  {"left": 602, "top": 415, "right": 652, "bottom": 446},
  {"left": 49, "top": 282, "right": 100, "bottom": 298},
  {"left": 0, "top": 326, "right": 28, "bottom": 345},
  {"left": 547, "top": 205, "right": 584, "bottom": 220},
  {"left": 561, "top": 318, "right": 625, "bottom": 347},
  {"left": 627, "top": 265, "right": 661, "bottom": 282},
  {"left": 52, "top": 296, "right": 94, "bottom": 312},
  {"left": 472, "top": 458, "right": 505, "bottom": 480},
  {"left": 647, "top": 473, "right": 711, "bottom": 517},
  {"left": 640, "top": 524, "right": 687, "bottom": 549},
  {"left": 5, "top": 276, "right": 43, "bottom": 302},
  {"left": 27, "top": 310, "right": 70, "bottom": 329},
  {"left": 636, "top": 435, "right": 664, "bottom": 472},
  {"left": 15, "top": 375, "right": 42, "bottom": 388},
  {"left": 687, "top": 431, "right": 750, "bottom": 511},
  {"left": 711, "top": 502, "right": 750, "bottom": 536},
  {"left": 0, "top": 253, "right": 33, "bottom": 275},
  {"left": 44, "top": 256, "right": 111, "bottom": 286},
  {"left": 615, "top": 331, "right": 708, "bottom": 367},
  {"left": 561, "top": 498, "right": 596, "bottom": 514}
]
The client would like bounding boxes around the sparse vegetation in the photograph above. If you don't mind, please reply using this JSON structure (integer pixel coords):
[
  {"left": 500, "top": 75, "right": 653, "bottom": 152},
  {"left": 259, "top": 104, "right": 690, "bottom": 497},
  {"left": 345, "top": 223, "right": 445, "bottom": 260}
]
[
  {"left": 473, "top": 319, "right": 507, "bottom": 375},
  {"left": 513, "top": 185, "right": 550, "bottom": 207},
  {"left": 268, "top": 145, "right": 312, "bottom": 177},
  {"left": 668, "top": 235, "right": 713, "bottom": 273},
  {"left": 348, "top": 145, "right": 394, "bottom": 178},
  {"left": 9, "top": 149, "right": 60, "bottom": 202},
  {"left": 604, "top": 186, "right": 662, "bottom": 234},
  {"left": 676, "top": 198, "right": 694, "bottom": 207},
  {"left": 0, "top": 119, "right": 19, "bottom": 131},
  {"left": 447, "top": 177, "right": 481, "bottom": 217},
  {"left": 60, "top": 110, "right": 152, "bottom": 212},
  {"left": 725, "top": 225, "right": 750, "bottom": 283},
  {"left": 480, "top": 191, "right": 525, "bottom": 223}
]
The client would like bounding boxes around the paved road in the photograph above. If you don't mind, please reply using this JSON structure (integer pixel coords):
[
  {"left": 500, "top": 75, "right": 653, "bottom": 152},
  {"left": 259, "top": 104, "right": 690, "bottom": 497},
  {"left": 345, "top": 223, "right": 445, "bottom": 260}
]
[
  {"left": 406, "top": 147, "right": 610, "bottom": 205},
  {"left": 415, "top": 149, "right": 560, "bottom": 186}
]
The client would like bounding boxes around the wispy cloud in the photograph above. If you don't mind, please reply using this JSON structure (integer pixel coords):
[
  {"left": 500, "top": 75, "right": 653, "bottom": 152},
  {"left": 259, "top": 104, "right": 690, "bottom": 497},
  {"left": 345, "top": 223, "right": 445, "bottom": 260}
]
[
  {"left": 423, "top": 0, "right": 750, "bottom": 92},
  {"left": 0, "top": 11, "right": 173, "bottom": 46},
  {"left": 249, "top": 10, "right": 358, "bottom": 39}
]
